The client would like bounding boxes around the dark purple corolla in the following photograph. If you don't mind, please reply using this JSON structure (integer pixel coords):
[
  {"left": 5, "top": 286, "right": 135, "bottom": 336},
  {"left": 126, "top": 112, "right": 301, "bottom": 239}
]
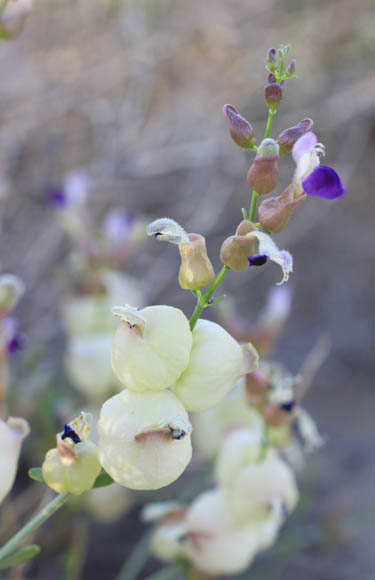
[{"left": 292, "top": 132, "right": 345, "bottom": 200}]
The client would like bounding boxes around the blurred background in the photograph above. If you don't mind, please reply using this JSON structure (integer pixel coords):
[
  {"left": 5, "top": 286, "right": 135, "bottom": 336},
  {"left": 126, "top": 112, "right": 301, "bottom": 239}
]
[{"left": 0, "top": 0, "right": 374, "bottom": 578}]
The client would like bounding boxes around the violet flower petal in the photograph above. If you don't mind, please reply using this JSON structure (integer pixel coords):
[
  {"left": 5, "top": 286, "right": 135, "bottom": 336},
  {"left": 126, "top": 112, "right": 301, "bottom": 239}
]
[
  {"left": 292, "top": 132, "right": 317, "bottom": 163},
  {"left": 302, "top": 165, "right": 346, "bottom": 200}
]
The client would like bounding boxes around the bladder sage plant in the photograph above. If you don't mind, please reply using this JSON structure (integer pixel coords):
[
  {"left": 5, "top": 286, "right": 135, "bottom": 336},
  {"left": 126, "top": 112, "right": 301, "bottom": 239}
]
[{"left": 0, "top": 44, "right": 345, "bottom": 577}]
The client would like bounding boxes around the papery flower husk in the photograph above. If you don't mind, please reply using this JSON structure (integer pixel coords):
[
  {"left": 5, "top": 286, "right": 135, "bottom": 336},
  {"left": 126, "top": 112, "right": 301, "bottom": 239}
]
[
  {"left": 264, "top": 403, "right": 291, "bottom": 427},
  {"left": 247, "top": 156, "right": 279, "bottom": 195},
  {"left": 277, "top": 118, "right": 314, "bottom": 155},
  {"left": 220, "top": 220, "right": 257, "bottom": 271},
  {"left": 245, "top": 369, "right": 268, "bottom": 407},
  {"left": 222, "top": 105, "right": 256, "bottom": 149},
  {"left": 0, "top": 417, "right": 30, "bottom": 505},
  {"left": 258, "top": 184, "right": 307, "bottom": 233},
  {"left": 178, "top": 234, "right": 215, "bottom": 291},
  {"left": 264, "top": 82, "right": 283, "bottom": 111}
]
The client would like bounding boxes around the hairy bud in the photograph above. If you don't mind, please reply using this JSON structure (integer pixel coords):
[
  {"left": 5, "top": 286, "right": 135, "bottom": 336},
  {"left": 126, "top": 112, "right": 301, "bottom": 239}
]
[
  {"left": 247, "top": 139, "right": 279, "bottom": 195},
  {"left": 277, "top": 118, "right": 314, "bottom": 155},
  {"left": 222, "top": 105, "right": 256, "bottom": 149},
  {"left": 267, "top": 48, "right": 278, "bottom": 72},
  {"left": 178, "top": 234, "right": 215, "bottom": 291}
]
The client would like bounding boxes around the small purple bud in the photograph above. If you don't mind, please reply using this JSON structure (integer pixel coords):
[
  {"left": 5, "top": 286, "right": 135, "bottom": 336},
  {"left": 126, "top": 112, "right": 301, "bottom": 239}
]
[
  {"left": 267, "top": 48, "right": 278, "bottom": 72},
  {"left": 277, "top": 118, "right": 314, "bottom": 155},
  {"left": 286, "top": 59, "right": 296, "bottom": 76},
  {"left": 248, "top": 254, "right": 268, "bottom": 267},
  {"left": 302, "top": 165, "right": 346, "bottom": 200},
  {"left": 222, "top": 104, "right": 256, "bottom": 149},
  {"left": 103, "top": 209, "right": 135, "bottom": 243},
  {"left": 264, "top": 78, "right": 283, "bottom": 111},
  {"left": 7, "top": 334, "right": 23, "bottom": 355}
]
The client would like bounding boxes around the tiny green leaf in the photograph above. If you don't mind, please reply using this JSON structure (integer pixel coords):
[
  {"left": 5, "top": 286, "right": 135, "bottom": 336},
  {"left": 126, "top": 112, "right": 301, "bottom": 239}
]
[
  {"left": 93, "top": 471, "right": 114, "bottom": 488},
  {"left": 28, "top": 467, "right": 44, "bottom": 483},
  {"left": 241, "top": 208, "right": 248, "bottom": 220},
  {"left": 0, "top": 545, "right": 40, "bottom": 569}
]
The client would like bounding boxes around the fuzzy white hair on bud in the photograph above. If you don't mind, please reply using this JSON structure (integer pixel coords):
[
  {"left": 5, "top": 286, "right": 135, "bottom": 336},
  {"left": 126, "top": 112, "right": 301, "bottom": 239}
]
[{"left": 146, "top": 218, "right": 189, "bottom": 245}]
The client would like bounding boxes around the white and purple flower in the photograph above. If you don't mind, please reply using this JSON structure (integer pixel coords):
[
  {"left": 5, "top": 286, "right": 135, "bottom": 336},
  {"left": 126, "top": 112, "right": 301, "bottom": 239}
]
[{"left": 292, "top": 132, "right": 345, "bottom": 200}]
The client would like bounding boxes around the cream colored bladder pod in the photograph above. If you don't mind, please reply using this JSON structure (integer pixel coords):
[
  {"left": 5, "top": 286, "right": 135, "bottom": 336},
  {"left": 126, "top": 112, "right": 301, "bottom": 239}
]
[
  {"left": 42, "top": 413, "right": 101, "bottom": 495},
  {"left": 228, "top": 448, "right": 299, "bottom": 523},
  {"left": 0, "top": 417, "right": 30, "bottom": 505},
  {"left": 173, "top": 319, "right": 258, "bottom": 412},
  {"left": 65, "top": 334, "right": 119, "bottom": 400},
  {"left": 111, "top": 305, "right": 192, "bottom": 392},
  {"left": 98, "top": 389, "right": 193, "bottom": 490},
  {"left": 215, "top": 427, "right": 264, "bottom": 488},
  {"left": 185, "top": 489, "right": 263, "bottom": 576}
]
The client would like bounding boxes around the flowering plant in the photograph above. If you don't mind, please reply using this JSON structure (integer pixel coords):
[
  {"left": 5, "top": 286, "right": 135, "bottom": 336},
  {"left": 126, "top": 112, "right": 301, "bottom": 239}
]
[{"left": 0, "top": 43, "right": 345, "bottom": 578}]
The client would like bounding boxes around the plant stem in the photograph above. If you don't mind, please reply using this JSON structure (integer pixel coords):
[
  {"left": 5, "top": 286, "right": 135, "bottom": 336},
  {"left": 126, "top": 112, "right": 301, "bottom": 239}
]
[
  {"left": 249, "top": 191, "right": 259, "bottom": 222},
  {"left": 264, "top": 109, "right": 275, "bottom": 139},
  {"left": 189, "top": 266, "right": 229, "bottom": 331},
  {"left": 0, "top": 493, "right": 70, "bottom": 562}
]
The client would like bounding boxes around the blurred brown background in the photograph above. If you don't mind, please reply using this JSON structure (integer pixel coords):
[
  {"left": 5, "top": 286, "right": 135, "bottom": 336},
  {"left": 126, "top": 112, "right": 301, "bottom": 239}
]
[{"left": 0, "top": 0, "right": 374, "bottom": 578}]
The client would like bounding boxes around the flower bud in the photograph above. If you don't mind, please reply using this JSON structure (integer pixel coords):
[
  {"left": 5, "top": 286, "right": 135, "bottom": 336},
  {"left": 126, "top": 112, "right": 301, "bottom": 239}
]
[
  {"left": 286, "top": 58, "right": 296, "bottom": 77},
  {"left": 277, "top": 118, "right": 314, "bottom": 155},
  {"left": 222, "top": 105, "right": 256, "bottom": 149},
  {"left": 264, "top": 402, "right": 291, "bottom": 427},
  {"left": 247, "top": 139, "right": 279, "bottom": 195},
  {"left": 178, "top": 234, "right": 214, "bottom": 291},
  {"left": 264, "top": 75, "right": 283, "bottom": 111},
  {"left": 111, "top": 305, "right": 192, "bottom": 392},
  {"left": 98, "top": 389, "right": 192, "bottom": 490},
  {"left": 173, "top": 320, "right": 257, "bottom": 412},
  {"left": 0, "top": 417, "right": 30, "bottom": 504},
  {"left": 220, "top": 220, "right": 257, "bottom": 271},
  {"left": 42, "top": 413, "right": 101, "bottom": 495},
  {"left": 228, "top": 449, "right": 298, "bottom": 523},
  {"left": 87, "top": 484, "right": 131, "bottom": 522},
  {"left": 0, "top": 275, "right": 24, "bottom": 317},
  {"left": 65, "top": 334, "right": 119, "bottom": 401},
  {"left": 266, "top": 48, "right": 278, "bottom": 72},
  {"left": 258, "top": 183, "right": 306, "bottom": 233}
]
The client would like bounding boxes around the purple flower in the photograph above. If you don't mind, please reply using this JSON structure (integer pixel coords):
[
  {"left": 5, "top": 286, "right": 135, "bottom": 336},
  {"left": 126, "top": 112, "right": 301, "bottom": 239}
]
[
  {"left": 48, "top": 186, "right": 67, "bottom": 208},
  {"left": 292, "top": 132, "right": 345, "bottom": 200},
  {"left": 302, "top": 165, "right": 345, "bottom": 200},
  {"left": 103, "top": 209, "right": 135, "bottom": 243},
  {"left": 248, "top": 254, "right": 268, "bottom": 267}
]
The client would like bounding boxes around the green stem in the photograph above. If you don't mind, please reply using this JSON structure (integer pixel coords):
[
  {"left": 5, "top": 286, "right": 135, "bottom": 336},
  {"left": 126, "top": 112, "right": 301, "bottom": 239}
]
[
  {"left": 249, "top": 191, "right": 259, "bottom": 222},
  {"left": 189, "top": 266, "right": 229, "bottom": 331},
  {"left": 264, "top": 109, "right": 275, "bottom": 139},
  {"left": 0, "top": 493, "right": 70, "bottom": 562}
]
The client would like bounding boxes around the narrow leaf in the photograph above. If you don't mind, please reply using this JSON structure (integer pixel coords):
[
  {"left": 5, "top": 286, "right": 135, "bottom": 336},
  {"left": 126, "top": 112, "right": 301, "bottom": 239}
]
[
  {"left": 0, "top": 545, "right": 40, "bottom": 569},
  {"left": 28, "top": 467, "right": 44, "bottom": 483}
]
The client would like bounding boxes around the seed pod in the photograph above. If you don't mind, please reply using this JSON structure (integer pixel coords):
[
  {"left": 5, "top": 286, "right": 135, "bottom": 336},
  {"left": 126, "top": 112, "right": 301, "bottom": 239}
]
[
  {"left": 0, "top": 417, "right": 30, "bottom": 505},
  {"left": 258, "top": 183, "right": 306, "bottom": 233},
  {"left": 111, "top": 305, "right": 192, "bottom": 392},
  {"left": 277, "top": 118, "right": 314, "bottom": 155},
  {"left": 98, "top": 389, "right": 192, "bottom": 490},
  {"left": 173, "top": 320, "right": 257, "bottom": 412},
  {"left": 247, "top": 139, "right": 279, "bottom": 195},
  {"left": 178, "top": 234, "right": 214, "bottom": 291}
]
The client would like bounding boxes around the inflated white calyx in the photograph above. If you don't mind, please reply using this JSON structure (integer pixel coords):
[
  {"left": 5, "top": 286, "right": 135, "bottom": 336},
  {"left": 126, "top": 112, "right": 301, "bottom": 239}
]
[
  {"left": 98, "top": 389, "right": 193, "bottom": 490},
  {"left": 111, "top": 305, "right": 192, "bottom": 392},
  {"left": 42, "top": 412, "right": 101, "bottom": 496},
  {"left": 0, "top": 417, "right": 30, "bottom": 505},
  {"left": 228, "top": 449, "right": 298, "bottom": 523},
  {"left": 215, "top": 428, "right": 263, "bottom": 489},
  {"left": 185, "top": 489, "right": 261, "bottom": 576},
  {"left": 65, "top": 334, "right": 119, "bottom": 400},
  {"left": 173, "top": 319, "right": 258, "bottom": 412}
]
